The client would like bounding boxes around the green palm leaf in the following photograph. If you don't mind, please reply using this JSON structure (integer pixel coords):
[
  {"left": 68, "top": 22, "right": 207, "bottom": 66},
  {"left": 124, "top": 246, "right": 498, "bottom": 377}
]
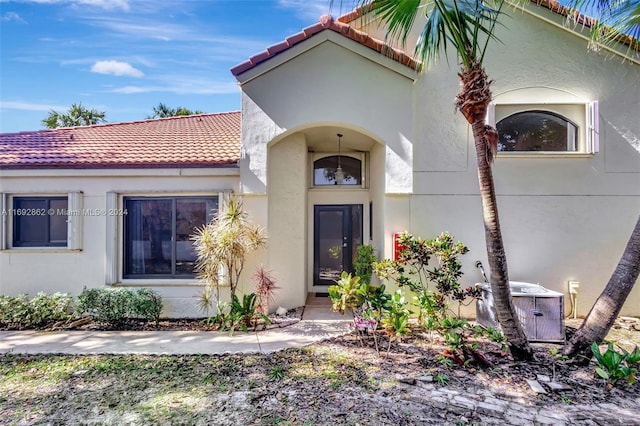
[
  {"left": 356, "top": 0, "right": 503, "bottom": 69},
  {"left": 567, "top": 0, "right": 639, "bottom": 55}
]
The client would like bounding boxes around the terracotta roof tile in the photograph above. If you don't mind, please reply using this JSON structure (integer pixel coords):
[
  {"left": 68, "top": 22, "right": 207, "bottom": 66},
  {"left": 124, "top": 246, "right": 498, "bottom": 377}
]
[
  {"left": 531, "top": 0, "right": 639, "bottom": 51},
  {"left": 339, "top": 0, "right": 638, "bottom": 51},
  {"left": 230, "top": 14, "right": 419, "bottom": 77},
  {"left": 0, "top": 112, "right": 241, "bottom": 169}
]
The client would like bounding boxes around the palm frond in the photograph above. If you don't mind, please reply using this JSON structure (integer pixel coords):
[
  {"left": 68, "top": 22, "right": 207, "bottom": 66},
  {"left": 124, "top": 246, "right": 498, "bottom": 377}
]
[
  {"left": 420, "top": 0, "right": 501, "bottom": 69},
  {"left": 605, "top": 0, "right": 640, "bottom": 52},
  {"left": 566, "top": 0, "right": 639, "bottom": 56},
  {"left": 369, "top": 0, "right": 423, "bottom": 47},
  {"left": 359, "top": 0, "right": 502, "bottom": 70}
]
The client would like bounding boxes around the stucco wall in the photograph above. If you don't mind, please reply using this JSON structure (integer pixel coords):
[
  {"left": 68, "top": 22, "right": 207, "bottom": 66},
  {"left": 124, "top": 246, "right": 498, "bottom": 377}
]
[
  {"left": 239, "top": 35, "right": 415, "bottom": 195},
  {"left": 267, "top": 133, "right": 308, "bottom": 307},
  {"left": 409, "top": 7, "right": 640, "bottom": 316},
  {"left": 0, "top": 168, "right": 239, "bottom": 317},
  {"left": 236, "top": 33, "right": 416, "bottom": 307}
]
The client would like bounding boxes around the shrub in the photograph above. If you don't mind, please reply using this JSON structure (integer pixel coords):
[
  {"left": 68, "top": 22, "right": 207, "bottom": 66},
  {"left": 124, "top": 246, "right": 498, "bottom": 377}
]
[
  {"left": 374, "top": 232, "right": 504, "bottom": 363},
  {"left": 0, "top": 294, "right": 30, "bottom": 327},
  {"left": 0, "top": 293, "right": 73, "bottom": 328},
  {"left": 380, "top": 290, "right": 410, "bottom": 337},
  {"left": 133, "top": 289, "right": 163, "bottom": 324},
  {"left": 77, "top": 288, "right": 132, "bottom": 325},
  {"left": 591, "top": 342, "right": 640, "bottom": 386},
  {"left": 28, "top": 292, "right": 73, "bottom": 327},
  {"left": 222, "top": 293, "right": 270, "bottom": 335},
  {"left": 328, "top": 272, "right": 361, "bottom": 315},
  {"left": 77, "top": 288, "right": 163, "bottom": 326},
  {"left": 354, "top": 245, "right": 377, "bottom": 285}
]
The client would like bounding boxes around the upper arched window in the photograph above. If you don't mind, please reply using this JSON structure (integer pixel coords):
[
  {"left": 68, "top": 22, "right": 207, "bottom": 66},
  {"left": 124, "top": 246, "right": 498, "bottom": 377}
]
[
  {"left": 313, "top": 155, "right": 362, "bottom": 186},
  {"left": 496, "top": 110, "right": 578, "bottom": 152}
]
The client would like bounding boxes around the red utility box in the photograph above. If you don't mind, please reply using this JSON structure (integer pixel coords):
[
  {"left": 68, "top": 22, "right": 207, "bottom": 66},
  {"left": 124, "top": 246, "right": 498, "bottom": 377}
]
[{"left": 393, "top": 232, "right": 407, "bottom": 261}]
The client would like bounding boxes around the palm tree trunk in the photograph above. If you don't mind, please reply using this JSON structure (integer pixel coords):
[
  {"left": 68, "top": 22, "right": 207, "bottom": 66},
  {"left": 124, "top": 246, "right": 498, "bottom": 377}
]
[
  {"left": 470, "top": 119, "right": 533, "bottom": 361},
  {"left": 563, "top": 213, "right": 640, "bottom": 363},
  {"left": 458, "top": 63, "right": 533, "bottom": 361}
]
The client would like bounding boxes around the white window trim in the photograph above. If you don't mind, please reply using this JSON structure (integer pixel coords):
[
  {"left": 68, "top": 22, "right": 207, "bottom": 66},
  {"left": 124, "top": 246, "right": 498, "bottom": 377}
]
[
  {"left": 0, "top": 193, "right": 6, "bottom": 251},
  {"left": 107, "top": 191, "right": 229, "bottom": 286},
  {"left": 67, "top": 192, "right": 83, "bottom": 250},
  {"left": 486, "top": 100, "right": 599, "bottom": 157},
  {"left": 1, "top": 192, "right": 83, "bottom": 251}
]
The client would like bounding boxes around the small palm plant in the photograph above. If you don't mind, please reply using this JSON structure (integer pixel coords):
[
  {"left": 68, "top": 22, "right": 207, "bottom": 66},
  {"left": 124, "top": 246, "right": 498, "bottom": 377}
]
[
  {"left": 328, "top": 272, "right": 361, "bottom": 315},
  {"left": 192, "top": 194, "right": 267, "bottom": 317}
]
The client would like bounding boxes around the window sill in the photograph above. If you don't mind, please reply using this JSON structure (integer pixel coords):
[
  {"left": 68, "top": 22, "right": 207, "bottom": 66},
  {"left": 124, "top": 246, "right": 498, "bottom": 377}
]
[
  {"left": 1, "top": 248, "right": 81, "bottom": 253},
  {"left": 309, "top": 186, "right": 369, "bottom": 191},
  {"left": 497, "top": 152, "right": 595, "bottom": 159},
  {"left": 113, "top": 279, "right": 211, "bottom": 287}
]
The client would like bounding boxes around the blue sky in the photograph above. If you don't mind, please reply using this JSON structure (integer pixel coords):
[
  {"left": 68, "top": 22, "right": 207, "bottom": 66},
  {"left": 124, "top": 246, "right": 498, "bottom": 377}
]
[{"left": 0, "top": 0, "right": 349, "bottom": 133}]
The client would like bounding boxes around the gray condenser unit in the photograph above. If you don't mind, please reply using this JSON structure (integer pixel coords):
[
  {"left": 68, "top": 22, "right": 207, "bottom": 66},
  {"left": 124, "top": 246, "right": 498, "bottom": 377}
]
[{"left": 476, "top": 281, "right": 565, "bottom": 343}]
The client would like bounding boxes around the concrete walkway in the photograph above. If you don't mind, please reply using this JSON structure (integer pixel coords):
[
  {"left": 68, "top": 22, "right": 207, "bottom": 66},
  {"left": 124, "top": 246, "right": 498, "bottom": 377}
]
[{"left": 0, "top": 304, "right": 352, "bottom": 355}]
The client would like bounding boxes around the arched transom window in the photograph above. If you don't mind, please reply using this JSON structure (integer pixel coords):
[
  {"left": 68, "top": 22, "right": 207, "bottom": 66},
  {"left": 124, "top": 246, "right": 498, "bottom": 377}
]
[
  {"left": 496, "top": 110, "right": 578, "bottom": 152},
  {"left": 313, "top": 155, "right": 362, "bottom": 186}
]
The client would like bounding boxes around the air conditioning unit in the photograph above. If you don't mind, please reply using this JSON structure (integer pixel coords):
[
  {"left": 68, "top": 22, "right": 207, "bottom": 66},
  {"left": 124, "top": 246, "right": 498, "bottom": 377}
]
[{"left": 476, "top": 281, "right": 565, "bottom": 343}]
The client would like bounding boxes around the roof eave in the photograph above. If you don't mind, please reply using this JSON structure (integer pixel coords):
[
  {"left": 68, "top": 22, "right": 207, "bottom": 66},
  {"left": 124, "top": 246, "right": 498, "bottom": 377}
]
[{"left": 231, "top": 14, "right": 419, "bottom": 84}]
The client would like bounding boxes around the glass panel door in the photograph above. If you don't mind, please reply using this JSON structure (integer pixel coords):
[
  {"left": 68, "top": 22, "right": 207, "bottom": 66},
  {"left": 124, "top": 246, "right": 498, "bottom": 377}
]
[{"left": 313, "top": 205, "right": 362, "bottom": 286}]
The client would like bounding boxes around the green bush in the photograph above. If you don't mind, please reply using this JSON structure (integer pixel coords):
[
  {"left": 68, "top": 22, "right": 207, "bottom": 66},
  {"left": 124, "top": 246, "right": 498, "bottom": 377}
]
[
  {"left": 0, "top": 293, "right": 73, "bottom": 328},
  {"left": 28, "top": 292, "right": 73, "bottom": 326},
  {"left": 133, "top": 289, "right": 163, "bottom": 324},
  {"left": 591, "top": 342, "right": 640, "bottom": 386},
  {"left": 354, "top": 245, "right": 377, "bottom": 285},
  {"left": 380, "top": 290, "right": 411, "bottom": 337},
  {"left": 77, "top": 288, "right": 163, "bottom": 325},
  {"left": 328, "top": 272, "right": 361, "bottom": 315},
  {"left": 224, "top": 293, "right": 270, "bottom": 335},
  {"left": 373, "top": 232, "right": 504, "bottom": 362},
  {"left": 0, "top": 294, "right": 29, "bottom": 327},
  {"left": 77, "top": 288, "right": 130, "bottom": 325}
]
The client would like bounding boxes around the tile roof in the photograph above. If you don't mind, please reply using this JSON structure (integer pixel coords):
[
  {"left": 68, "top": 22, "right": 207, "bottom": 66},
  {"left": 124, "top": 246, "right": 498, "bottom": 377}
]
[
  {"left": 0, "top": 112, "right": 241, "bottom": 170},
  {"left": 230, "top": 13, "right": 419, "bottom": 77},
  {"left": 530, "top": 0, "right": 639, "bottom": 51},
  {"left": 231, "top": 1, "right": 637, "bottom": 79},
  {"left": 339, "top": 0, "right": 638, "bottom": 52}
]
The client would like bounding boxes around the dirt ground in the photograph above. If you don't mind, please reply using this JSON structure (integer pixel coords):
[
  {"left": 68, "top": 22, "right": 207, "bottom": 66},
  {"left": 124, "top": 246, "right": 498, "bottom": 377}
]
[{"left": 1, "top": 317, "right": 639, "bottom": 425}]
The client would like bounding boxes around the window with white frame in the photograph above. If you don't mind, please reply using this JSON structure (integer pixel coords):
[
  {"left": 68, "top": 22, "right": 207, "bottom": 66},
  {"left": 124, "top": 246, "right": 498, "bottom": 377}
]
[
  {"left": 122, "top": 196, "right": 218, "bottom": 278},
  {"left": 12, "top": 196, "right": 68, "bottom": 247},
  {"left": 487, "top": 101, "right": 599, "bottom": 154},
  {"left": 0, "top": 192, "right": 83, "bottom": 250}
]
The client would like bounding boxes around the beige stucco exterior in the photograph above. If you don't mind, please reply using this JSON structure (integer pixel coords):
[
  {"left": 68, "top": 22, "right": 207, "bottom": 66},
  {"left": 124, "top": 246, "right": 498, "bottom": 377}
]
[
  {"left": 0, "top": 168, "right": 239, "bottom": 317},
  {"left": 235, "top": 5, "right": 639, "bottom": 316},
  {"left": 237, "top": 33, "right": 415, "bottom": 308},
  {"left": 1, "top": 5, "right": 638, "bottom": 318},
  {"left": 407, "top": 5, "right": 640, "bottom": 315}
]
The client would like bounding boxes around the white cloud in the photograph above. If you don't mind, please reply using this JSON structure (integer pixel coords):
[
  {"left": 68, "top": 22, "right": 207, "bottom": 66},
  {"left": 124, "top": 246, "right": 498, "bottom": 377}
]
[
  {"left": 1, "top": 12, "right": 27, "bottom": 23},
  {"left": 91, "top": 60, "right": 143, "bottom": 77},
  {"left": 8, "top": 0, "right": 130, "bottom": 11},
  {"left": 110, "top": 85, "right": 146, "bottom": 94},
  {"left": 277, "top": 0, "right": 335, "bottom": 20},
  {"left": 0, "top": 100, "right": 67, "bottom": 111},
  {"left": 108, "top": 79, "right": 239, "bottom": 95},
  {"left": 76, "top": 0, "right": 129, "bottom": 11}
]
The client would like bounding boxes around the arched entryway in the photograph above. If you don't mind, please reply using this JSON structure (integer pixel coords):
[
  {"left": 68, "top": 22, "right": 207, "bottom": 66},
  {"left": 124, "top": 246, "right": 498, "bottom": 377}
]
[{"left": 267, "top": 124, "right": 385, "bottom": 301}]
